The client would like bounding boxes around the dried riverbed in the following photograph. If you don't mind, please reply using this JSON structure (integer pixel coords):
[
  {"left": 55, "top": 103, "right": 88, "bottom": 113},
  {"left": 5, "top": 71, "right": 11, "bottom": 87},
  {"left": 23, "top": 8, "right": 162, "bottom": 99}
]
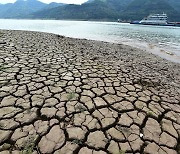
[{"left": 0, "top": 30, "right": 180, "bottom": 154}]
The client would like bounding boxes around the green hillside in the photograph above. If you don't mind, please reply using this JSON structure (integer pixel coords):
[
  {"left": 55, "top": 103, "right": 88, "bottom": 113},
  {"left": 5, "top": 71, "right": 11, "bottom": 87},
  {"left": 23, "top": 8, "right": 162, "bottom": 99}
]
[
  {"left": 119, "top": 0, "right": 180, "bottom": 21},
  {"left": 33, "top": 0, "right": 119, "bottom": 20},
  {"left": 165, "top": 0, "right": 180, "bottom": 12},
  {"left": 0, "top": 0, "right": 180, "bottom": 21},
  {"left": 102, "top": 0, "right": 133, "bottom": 11},
  {"left": 32, "top": 0, "right": 180, "bottom": 21},
  {"left": 0, "top": 0, "right": 62, "bottom": 18},
  {"left": 0, "top": 0, "right": 46, "bottom": 18}
]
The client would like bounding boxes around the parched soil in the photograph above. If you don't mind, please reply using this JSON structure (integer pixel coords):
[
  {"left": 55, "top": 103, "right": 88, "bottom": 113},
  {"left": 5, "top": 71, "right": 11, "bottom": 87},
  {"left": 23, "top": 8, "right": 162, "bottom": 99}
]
[{"left": 0, "top": 30, "right": 180, "bottom": 154}]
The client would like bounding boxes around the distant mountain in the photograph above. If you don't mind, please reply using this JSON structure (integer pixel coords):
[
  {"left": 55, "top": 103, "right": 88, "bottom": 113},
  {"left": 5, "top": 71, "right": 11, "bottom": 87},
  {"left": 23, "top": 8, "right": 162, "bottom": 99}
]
[
  {"left": 0, "top": 0, "right": 46, "bottom": 18},
  {"left": 32, "top": 0, "right": 133, "bottom": 20},
  {"left": 41, "top": 2, "right": 65, "bottom": 10},
  {"left": 0, "top": 3, "right": 12, "bottom": 17},
  {"left": 103, "top": 0, "right": 134, "bottom": 12},
  {"left": 32, "top": 0, "right": 119, "bottom": 20},
  {"left": 32, "top": 0, "right": 180, "bottom": 21},
  {"left": 0, "top": 0, "right": 65, "bottom": 18},
  {"left": 165, "top": 0, "right": 180, "bottom": 12},
  {"left": 85, "top": 0, "right": 133, "bottom": 11},
  {"left": 85, "top": 0, "right": 95, "bottom": 3},
  {"left": 0, "top": 0, "right": 179, "bottom": 21},
  {"left": 119, "top": 0, "right": 180, "bottom": 21}
]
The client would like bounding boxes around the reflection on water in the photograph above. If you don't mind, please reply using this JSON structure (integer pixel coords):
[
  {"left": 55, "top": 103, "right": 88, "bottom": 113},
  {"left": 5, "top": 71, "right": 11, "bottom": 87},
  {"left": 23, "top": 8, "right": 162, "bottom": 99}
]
[{"left": 0, "top": 19, "right": 180, "bottom": 63}]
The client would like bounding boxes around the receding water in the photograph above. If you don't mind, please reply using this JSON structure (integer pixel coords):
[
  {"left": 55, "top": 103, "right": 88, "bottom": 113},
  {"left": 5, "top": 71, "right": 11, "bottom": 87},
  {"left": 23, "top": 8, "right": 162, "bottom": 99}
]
[{"left": 0, "top": 19, "right": 180, "bottom": 63}]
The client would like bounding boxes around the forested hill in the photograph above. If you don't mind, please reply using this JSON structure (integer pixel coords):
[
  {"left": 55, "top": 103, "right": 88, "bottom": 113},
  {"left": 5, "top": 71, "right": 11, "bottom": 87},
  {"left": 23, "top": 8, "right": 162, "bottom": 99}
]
[
  {"left": 0, "top": 0, "right": 64, "bottom": 18},
  {"left": 32, "top": 0, "right": 120, "bottom": 20},
  {"left": 0, "top": 0, "right": 180, "bottom": 22},
  {"left": 32, "top": 0, "right": 180, "bottom": 21},
  {"left": 119, "top": 0, "right": 180, "bottom": 21}
]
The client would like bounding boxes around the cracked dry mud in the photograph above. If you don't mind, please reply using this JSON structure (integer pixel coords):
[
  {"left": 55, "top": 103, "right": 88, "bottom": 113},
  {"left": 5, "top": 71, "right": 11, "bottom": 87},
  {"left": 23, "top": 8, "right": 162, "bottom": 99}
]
[{"left": 0, "top": 30, "right": 180, "bottom": 154}]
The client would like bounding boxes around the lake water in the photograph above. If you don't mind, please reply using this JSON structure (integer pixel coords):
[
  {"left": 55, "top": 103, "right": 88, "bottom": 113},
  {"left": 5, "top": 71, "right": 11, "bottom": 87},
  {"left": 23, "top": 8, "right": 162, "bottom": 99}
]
[{"left": 0, "top": 19, "right": 180, "bottom": 63}]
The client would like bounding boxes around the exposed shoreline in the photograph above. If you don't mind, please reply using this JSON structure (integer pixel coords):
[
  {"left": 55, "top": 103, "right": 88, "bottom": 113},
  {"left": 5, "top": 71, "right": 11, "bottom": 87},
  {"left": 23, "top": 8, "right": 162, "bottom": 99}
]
[
  {"left": 0, "top": 19, "right": 180, "bottom": 64},
  {"left": 0, "top": 30, "right": 180, "bottom": 153}
]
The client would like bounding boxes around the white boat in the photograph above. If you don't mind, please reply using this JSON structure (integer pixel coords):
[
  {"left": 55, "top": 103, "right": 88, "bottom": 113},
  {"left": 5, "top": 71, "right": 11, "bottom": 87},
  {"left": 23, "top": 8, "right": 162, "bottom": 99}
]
[
  {"left": 130, "top": 13, "right": 180, "bottom": 27},
  {"left": 139, "top": 13, "right": 168, "bottom": 25}
]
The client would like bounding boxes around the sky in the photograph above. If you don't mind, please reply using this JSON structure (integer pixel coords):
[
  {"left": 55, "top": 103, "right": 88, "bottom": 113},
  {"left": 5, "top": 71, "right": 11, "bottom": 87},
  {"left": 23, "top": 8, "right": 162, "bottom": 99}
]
[{"left": 0, "top": 0, "right": 88, "bottom": 4}]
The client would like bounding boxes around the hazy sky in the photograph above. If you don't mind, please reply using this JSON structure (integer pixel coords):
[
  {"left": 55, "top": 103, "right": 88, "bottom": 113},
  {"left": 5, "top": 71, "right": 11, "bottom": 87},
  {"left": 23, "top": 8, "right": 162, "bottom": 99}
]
[{"left": 0, "top": 0, "right": 88, "bottom": 4}]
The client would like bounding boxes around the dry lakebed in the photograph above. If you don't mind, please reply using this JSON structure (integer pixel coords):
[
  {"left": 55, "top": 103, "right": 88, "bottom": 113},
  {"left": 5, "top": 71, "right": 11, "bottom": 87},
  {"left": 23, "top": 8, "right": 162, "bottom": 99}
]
[{"left": 0, "top": 30, "right": 180, "bottom": 154}]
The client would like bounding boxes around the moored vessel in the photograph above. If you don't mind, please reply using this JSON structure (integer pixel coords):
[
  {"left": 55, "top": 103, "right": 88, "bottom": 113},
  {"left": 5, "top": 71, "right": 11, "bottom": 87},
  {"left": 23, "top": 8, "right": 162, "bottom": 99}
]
[{"left": 130, "top": 13, "right": 180, "bottom": 27}]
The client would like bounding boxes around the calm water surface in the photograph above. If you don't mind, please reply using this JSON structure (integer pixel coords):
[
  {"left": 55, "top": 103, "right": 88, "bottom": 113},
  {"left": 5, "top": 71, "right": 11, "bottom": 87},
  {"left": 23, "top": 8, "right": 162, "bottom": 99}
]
[{"left": 0, "top": 19, "right": 180, "bottom": 63}]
